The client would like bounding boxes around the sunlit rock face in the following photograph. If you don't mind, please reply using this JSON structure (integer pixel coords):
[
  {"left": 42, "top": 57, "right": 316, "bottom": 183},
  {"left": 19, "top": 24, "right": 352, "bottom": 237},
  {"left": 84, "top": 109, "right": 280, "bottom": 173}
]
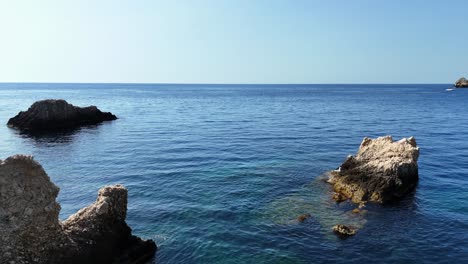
[
  {"left": 7, "top": 99, "right": 117, "bottom": 131},
  {"left": 0, "top": 155, "right": 156, "bottom": 264},
  {"left": 332, "top": 224, "right": 357, "bottom": 237},
  {"left": 329, "top": 136, "right": 419, "bottom": 204}
]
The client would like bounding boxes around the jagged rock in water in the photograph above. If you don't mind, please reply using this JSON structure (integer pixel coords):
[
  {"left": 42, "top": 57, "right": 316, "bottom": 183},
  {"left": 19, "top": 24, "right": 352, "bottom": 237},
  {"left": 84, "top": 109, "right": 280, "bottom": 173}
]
[
  {"left": 0, "top": 155, "right": 156, "bottom": 264},
  {"left": 455, "top": 77, "right": 468, "bottom": 88},
  {"left": 328, "top": 136, "right": 419, "bottom": 204},
  {"left": 332, "top": 224, "right": 357, "bottom": 237},
  {"left": 7, "top": 99, "right": 117, "bottom": 131}
]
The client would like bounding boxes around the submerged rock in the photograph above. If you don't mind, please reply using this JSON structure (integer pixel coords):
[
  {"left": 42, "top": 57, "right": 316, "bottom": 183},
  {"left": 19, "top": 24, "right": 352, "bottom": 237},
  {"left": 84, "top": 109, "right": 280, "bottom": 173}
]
[
  {"left": 332, "top": 224, "right": 357, "bottom": 237},
  {"left": 297, "top": 213, "right": 312, "bottom": 222},
  {"left": 0, "top": 155, "right": 156, "bottom": 264},
  {"left": 455, "top": 77, "right": 468, "bottom": 88},
  {"left": 329, "top": 136, "right": 419, "bottom": 204},
  {"left": 7, "top": 99, "right": 117, "bottom": 132}
]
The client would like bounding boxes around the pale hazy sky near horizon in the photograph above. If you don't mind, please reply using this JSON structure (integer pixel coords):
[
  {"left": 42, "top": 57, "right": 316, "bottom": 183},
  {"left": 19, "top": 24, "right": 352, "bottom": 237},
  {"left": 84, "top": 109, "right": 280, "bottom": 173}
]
[{"left": 0, "top": 0, "right": 467, "bottom": 84}]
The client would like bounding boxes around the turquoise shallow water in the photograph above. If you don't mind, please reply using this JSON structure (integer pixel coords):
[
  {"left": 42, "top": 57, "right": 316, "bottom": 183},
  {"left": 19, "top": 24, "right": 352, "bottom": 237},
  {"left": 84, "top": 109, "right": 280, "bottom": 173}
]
[{"left": 0, "top": 83, "right": 467, "bottom": 263}]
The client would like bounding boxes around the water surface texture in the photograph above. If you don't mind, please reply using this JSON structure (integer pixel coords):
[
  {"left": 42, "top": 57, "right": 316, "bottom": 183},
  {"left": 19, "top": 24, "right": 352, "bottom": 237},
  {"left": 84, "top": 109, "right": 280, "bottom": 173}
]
[{"left": 0, "top": 84, "right": 467, "bottom": 263}]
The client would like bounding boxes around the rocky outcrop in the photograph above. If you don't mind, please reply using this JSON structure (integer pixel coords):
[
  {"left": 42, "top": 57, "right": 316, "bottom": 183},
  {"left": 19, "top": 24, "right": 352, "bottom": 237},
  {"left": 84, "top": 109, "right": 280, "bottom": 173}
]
[
  {"left": 329, "top": 136, "right": 419, "bottom": 204},
  {"left": 332, "top": 224, "right": 357, "bottom": 237},
  {"left": 0, "top": 155, "right": 156, "bottom": 264},
  {"left": 455, "top": 77, "right": 468, "bottom": 88},
  {"left": 7, "top": 99, "right": 117, "bottom": 132}
]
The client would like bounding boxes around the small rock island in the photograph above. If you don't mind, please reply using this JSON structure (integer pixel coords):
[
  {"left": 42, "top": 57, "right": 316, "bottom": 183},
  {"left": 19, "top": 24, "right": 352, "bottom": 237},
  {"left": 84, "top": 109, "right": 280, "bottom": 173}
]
[
  {"left": 329, "top": 136, "right": 420, "bottom": 204},
  {"left": 332, "top": 224, "right": 357, "bottom": 237},
  {"left": 7, "top": 99, "right": 117, "bottom": 132},
  {"left": 455, "top": 77, "right": 468, "bottom": 88},
  {"left": 0, "top": 155, "right": 156, "bottom": 264}
]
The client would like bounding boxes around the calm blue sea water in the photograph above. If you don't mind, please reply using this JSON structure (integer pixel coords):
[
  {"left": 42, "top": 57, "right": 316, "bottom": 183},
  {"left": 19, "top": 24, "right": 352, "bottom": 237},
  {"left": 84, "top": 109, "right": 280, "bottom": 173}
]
[{"left": 0, "top": 83, "right": 467, "bottom": 263}]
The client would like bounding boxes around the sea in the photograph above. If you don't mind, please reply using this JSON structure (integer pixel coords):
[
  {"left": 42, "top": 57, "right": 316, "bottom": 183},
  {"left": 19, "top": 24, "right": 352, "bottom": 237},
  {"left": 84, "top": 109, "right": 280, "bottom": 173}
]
[{"left": 0, "top": 83, "right": 467, "bottom": 263}]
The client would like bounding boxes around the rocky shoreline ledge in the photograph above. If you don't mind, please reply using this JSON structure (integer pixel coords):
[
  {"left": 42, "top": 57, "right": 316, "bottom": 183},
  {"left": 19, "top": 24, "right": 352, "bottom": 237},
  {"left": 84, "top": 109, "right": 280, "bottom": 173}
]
[
  {"left": 0, "top": 155, "right": 156, "bottom": 264},
  {"left": 7, "top": 99, "right": 117, "bottom": 132}
]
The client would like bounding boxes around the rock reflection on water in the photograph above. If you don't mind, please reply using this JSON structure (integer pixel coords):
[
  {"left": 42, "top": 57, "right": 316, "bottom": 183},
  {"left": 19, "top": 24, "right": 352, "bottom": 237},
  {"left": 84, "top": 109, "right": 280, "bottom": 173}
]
[
  {"left": 262, "top": 172, "right": 367, "bottom": 238},
  {"left": 11, "top": 124, "right": 103, "bottom": 146}
]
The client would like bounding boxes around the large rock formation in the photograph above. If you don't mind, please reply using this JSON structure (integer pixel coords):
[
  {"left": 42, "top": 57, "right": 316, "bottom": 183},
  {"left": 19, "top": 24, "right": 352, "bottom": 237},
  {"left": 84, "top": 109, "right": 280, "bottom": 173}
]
[
  {"left": 329, "top": 136, "right": 419, "bottom": 204},
  {"left": 7, "top": 99, "right": 117, "bottom": 132},
  {"left": 455, "top": 77, "right": 468, "bottom": 88},
  {"left": 0, "top": 155, "right": 156, "bottom": 264}
]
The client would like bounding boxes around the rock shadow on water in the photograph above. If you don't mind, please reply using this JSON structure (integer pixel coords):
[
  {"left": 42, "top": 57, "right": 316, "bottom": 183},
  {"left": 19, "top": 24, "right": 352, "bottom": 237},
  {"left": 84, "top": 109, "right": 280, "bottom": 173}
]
[{"left": 9, "top": 123, "right": 105, "bottom": 146}]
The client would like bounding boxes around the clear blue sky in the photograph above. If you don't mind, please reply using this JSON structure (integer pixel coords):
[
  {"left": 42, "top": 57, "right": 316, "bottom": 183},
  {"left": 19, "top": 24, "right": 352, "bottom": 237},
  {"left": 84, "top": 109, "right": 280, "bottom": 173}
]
[{"left": 0, "top": 0, "right": 467, "bottom": 84}]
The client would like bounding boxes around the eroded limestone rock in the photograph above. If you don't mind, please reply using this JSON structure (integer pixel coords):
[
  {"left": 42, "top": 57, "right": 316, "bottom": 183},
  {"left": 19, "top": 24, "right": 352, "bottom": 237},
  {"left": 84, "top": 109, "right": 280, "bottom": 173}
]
[
  {"left": 329, "top": 136, "right": 419, "bottom": 204},
  {"left": 7, "top": 99, "right": 117, "bottom": 132},
  {"left": 0, "top": 155, "right": 156, "bottom": 264}
]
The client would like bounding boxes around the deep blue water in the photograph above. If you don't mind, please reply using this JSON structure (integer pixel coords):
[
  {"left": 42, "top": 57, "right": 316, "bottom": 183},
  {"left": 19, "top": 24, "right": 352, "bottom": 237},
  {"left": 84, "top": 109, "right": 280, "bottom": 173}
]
[{"left": 0, "top": 83, "right": 467, "bottom": 263}]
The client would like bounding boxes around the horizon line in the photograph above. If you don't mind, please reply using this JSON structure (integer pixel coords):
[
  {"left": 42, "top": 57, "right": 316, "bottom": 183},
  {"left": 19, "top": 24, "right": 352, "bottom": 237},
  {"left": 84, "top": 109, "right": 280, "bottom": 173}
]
[{"left": 0, "top": 81, "right": 454, "bottom": 86}]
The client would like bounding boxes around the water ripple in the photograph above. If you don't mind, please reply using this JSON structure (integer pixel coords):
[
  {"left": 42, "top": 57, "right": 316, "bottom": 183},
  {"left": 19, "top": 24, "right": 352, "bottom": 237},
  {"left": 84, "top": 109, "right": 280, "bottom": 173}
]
[{"left": 0, "top": 84, "right": 467, "bottom": 263}]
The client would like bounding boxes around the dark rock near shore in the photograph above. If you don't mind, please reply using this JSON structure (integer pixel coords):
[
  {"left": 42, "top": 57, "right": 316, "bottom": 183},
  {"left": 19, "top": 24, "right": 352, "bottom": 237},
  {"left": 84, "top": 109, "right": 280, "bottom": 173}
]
[
  {"left": 0, "top": 155, "right": 156, "bottom": 264},
  {"left": 332, "top": 192, "right": 347, "bottom": 203},
  {"left": 328, "top": 136, "right": 419, "bottom": 204},
  {"left": 7, "top": 99, "right": 117, "bottom": 132},
  {"left": 455, "top": 77, "right": 468, "bottom": 88}
]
